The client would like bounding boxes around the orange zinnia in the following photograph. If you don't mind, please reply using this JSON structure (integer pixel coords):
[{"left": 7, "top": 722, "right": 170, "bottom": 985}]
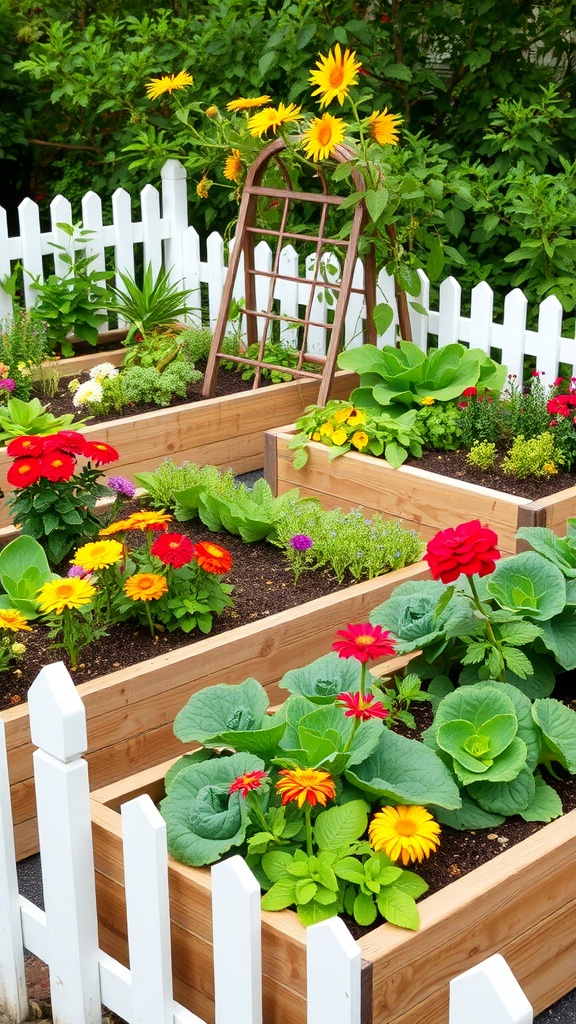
[
  {"left": 194, "top": 541, "right": 232, "bottom": 574},
  {"left": 276, "top": 767, "right": 336, "bottom": 808}
]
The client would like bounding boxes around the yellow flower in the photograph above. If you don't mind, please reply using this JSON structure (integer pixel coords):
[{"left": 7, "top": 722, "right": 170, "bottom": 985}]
[
  {"left": 226, "top": 94, "right": 272, "bottom": 112},
  {"left": 301, "top": 113, "right": 347, "bottom": 162},
  {"left": 196, "top": 174, "right": 212, "bottom": 199},
  {"left": 312, "top": 431, "right": 321, "bottom": 441},
  {"left": 319, "top": 421, "right": 334, "bottom": 436},
  {"left": 223, "top": 149, "right": 243, "bottom": 184},
  {"left": 309, "top": 44, "right": 362, "bottom": 107},
  {"left": 366, "top": 109, "right": 402, "bottom": 147},
  {"left": 247, "top": 102, "right": 302, "bottom": 138},
  {"left": 145, "top": 70, "right": 193, "bottom": 101},
  {"left": 421, "top": 396, "right": 435, "bottom": 406},
  {"left": 369, "top": 805, "right": 441, "bottom": 866},
  {"left": 124, "top": 573, "right": 168, "bottom": 602},
  {"left": 71, "top": 540, "right": 124, "bottom": 572},
  {"left": 332, "top": 406, "right": 353, "bottom": 424},
  {"left": 347, "top": 407, "right": 366, "bottom": 426},
  {"left": 351, "top": 430, "right": 369, "bottom": 450},
  {"left": 542, "top": 461, "right": 558, "bottom": 476},
  {"left": 37, "top": 578, "right": 96, "bottom": 616},
  {"left": 205, "top": 105, "right": 219, "bottom": 118},
  {"left": 0, "top": 609, "right": 32, "bottom": 632},
  {"left": 122, "top": 511, "right": 172, "bottom": 532},
  {"left": 276, "top": 767, "right": 336, "bottom": 808},
  {"left": 11, "top": 642, "right": 26, "bottom": 655},
  {"left": 99, "top": 519, "right": 132, "bottom": 537},
  {"left": 331, "top": 427, "right": 348, "bottom": 446}
]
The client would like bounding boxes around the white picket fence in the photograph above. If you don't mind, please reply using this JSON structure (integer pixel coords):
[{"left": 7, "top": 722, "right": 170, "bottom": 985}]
[
  {"left": 1, "top": 160, "right": 575, "bottom": 381},
  {"left": 0, "top": 661, "right": 535, "bottom": 1024}
]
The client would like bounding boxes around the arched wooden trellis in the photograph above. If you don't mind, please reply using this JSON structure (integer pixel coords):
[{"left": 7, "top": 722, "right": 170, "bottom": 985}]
[{"left": 202, "top": 136, "right": 410, "bottom": 405}]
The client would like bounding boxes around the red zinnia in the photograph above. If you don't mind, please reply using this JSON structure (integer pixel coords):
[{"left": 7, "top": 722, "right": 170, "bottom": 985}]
[
  {"left": 151, "top": 533, "right": 196, "bottom": 568},
  {"left": 336, "top": 691, "right": 389, "bottom": 720},
  {"left": 424, "top": 519, "right": 500, "bottom": 584},
  {"left": 332, "top": 623, "right": 396, "bottom": 663},
  {"left": 6, "top": 435, "right": 44, "bottom": 458},
  {"left": 82, "top": 440, "right": 119, "bottom": 465},
  {"left": 43, "top": 430, "right": 87, "bottom": 455},
  {"left": 6, "top": 456, "right": 41, "bottom": 487},
  {"left": 194, "top": 541, "right": 233, "bottom": 574},
  {"left": 229, "top": 770, "right": 268, "bottom": 797},
  {"left": 39, "top": 450, "right": 76, "bottom": 482}
]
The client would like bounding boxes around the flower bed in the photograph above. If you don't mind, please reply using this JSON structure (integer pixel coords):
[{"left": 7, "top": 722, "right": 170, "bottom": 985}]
[{"left": 265, "top": 425, "right": 576, "bottom": 556}]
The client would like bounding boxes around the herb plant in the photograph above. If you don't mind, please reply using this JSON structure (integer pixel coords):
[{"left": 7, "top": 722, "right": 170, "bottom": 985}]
[{"left": 107, "top": 264, "right": 194, "bottom": 348}]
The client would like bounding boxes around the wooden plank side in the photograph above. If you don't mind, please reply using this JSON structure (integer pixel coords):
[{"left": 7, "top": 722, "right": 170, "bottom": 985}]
[{"left": 523, "top": 485, "right": 576, "bottom": 534}]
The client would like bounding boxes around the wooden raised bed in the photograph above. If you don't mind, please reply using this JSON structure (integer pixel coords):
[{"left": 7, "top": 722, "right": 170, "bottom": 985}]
[
  {"left": 2, "top": 559, "right": 428, "bottom": 862},
  {"left": 265, "top": 425, "right": 576, "bottom": 557},
  {"left": 90, "top": 757, "right": 576, "bottom": 1024}
]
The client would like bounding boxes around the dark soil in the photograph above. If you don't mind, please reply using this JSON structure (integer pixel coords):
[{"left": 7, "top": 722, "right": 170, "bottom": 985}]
[{"left": 407, "top": 447, "right": 576, "bottom": 500}]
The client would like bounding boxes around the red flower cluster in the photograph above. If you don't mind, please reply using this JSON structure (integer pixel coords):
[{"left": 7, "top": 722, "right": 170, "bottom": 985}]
[
  {"left": 547, "top": 393, "right": 576, "bottom": 418},
  {"left": 6, "top": 431, "right": 119, "bottom": 488},
  {"left": 151, "top": 533, "right": 196, "bottom": 568},
  {"left": 424, "top": 519, "right": 500, "bottom": 584}
]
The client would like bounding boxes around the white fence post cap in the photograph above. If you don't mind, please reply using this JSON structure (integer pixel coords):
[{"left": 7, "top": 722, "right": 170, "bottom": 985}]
[
  {"left": 449, "top": 953, "right": 533, "bottom": 1024},
  {"left": 28, "top": 662, "right": 87, "bottom": 760}
]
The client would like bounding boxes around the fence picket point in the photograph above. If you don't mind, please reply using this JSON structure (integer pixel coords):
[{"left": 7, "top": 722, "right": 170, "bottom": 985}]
[
  {"left": 211, "top": 855, "right": 262, "bottom": 1024},
  {"left": 0, "top": 720, "right": 28, "bottom": 1021},
  {"left": 449, "top": 953, "right": 533, "bottom": 1024},
  {"left": 306, "top": 917, "right": 361, "bottom": 1024}
]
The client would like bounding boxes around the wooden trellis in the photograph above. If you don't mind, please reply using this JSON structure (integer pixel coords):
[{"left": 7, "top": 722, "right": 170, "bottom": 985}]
[{"left": 203, "top": 137, "right": 395, "bottom": 405}]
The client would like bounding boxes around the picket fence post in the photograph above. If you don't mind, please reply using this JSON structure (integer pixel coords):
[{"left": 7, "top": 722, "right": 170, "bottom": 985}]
[
  {"left": 449, "top": 954, "right": 533, "bottom": 1024},
  {"left": 307, "top": 917, "right": 361, "bottom": 1024},
  {"left": 0, "top": 719, "right": 28, "bottom": 1022}
]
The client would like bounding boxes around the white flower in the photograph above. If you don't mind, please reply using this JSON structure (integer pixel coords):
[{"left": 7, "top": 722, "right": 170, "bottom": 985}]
[
  {"left": 89, "top": 361, "right": 119, "bottom": 383},
  {"left": 72, "top": 380, "right": 104, "bottom": 408}
]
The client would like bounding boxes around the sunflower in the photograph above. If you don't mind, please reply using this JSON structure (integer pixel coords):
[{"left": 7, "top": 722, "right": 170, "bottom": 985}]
[
  {"left": 145, "top": 70, "right": 193, "bottom": 101},
  {"left": 276, "top": 767, "right": 336, "bottom": 808},
  {"left": 301, "top": 113, "right": 347, "bottom": 162},
  {"left": 0, "top": 609, "right": 32, "bottom": 632},
  {"left": 37, "top": 578, "right": 96, "bottom": 616},
  {"left": 226, "top": 94, "right": 271, "bottom": 112},
  {"left": 366, "top": 108, "right": 402, "bottom": 147},
  {"left": 223, "top": 149, "right": 243, "bottom": 184},
  {"left": 71, "top": 540, "right": 124, "bottom": 572},
  {"left": 369, "top": 805, "right": 441, "bottom": 865},
  {"left": 309, "top": 44, "right": 362, "bottom": 107},
  {"left": 124, "top": 573, "right": 168, "bottom": 602},
  {"left": 247, "top": 102, "right": 302, "bottom": 139}
]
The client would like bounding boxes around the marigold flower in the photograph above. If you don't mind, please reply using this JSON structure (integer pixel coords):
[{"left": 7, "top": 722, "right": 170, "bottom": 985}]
[
  {"left": 124, "top": 573, "right": 168, "bottom": 602},
  {"left": 302, "top": 112, "right": 347, "bottom": 162},
  {"left": 82, "top": 440, "right": 119, "bottom": 465},
  {"left": 196, "top": 174, "right": 212, "bottom": 199},
  {"left": 366, "top": 108, "right": 402, "bottom": 146},
  {"left": 39, "top": 450, "right": 76, "bottom": 482},
  {"left": 0, "top": 609, "right": 32, "bottom": 632},
  {"left": 337, "top": 691, "right": 389, "bottom": 720},
  {"left": 351, "top": 430, "right": 369, "bottom": 450},
  {"left": 309, "top": 44, "right": 362, "bottom": 107},
  {"left": 369, "top": 805, "right": 441, "bottom": 865},
  {"left": 223, "top": 149, "right": 243, "bottom": 184},
  {"left": 194, "top": 541, "right": 232, "bottom": 574},
  {"left": 151, "top": 533, "right": 196, "bottom": 568},
  {"left": 247, "top": 102, "right": 303, "bottom": 138},
  {"left": 72, "top": 540, "right": 124, "bottom": 571},
  {"left": 227, "top": 94, "right": 271, "bottom": 112},
  {"left": 333, "top": 622, "right": 396, "bottom": 663},
  {"left": 37, "top": 577, "right": 96, "bottom": 615},
  {"left": 145, "top": 70, "right": 193, "bottom": 101},
  {"left": 122, "top": 511, "right": 172, "bottom": 532},
  {"left": 276, "top": 767, "right": 336, "bottom": 808},
  {"left": 424, "top": 519, "right": 500, "bottom": 584},
  {"left": 229, "top": 769, "right": 268, "bottom": 797},
  {"left": 7, "top": 456, "right": 41, "bottom": 487},
  {"left": 6, "top": 436, "right": 44, "bottom": 458}
]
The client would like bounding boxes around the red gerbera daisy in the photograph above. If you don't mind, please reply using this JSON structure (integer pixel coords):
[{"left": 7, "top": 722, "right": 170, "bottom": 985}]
[
  {"left": 6, "top": 435, "right": 44, "bottom": 458},
  {"left": 332, "top": 623, "right": 396, "bottom": 663},
  {"left": 194, "top": 541, "right": 233, "bottom": 574},
  {"left": 151, "top": 533, "right": 196, "bottom": 568},
  {"left": 336, "top": 691, "right": 389, "bottom": 720},
  {"left": 229, "top": 769, "right": 268, "bottom": 797},
  {"left": 6, "top": 456, "right": 42, "bottom": 487},
  {"left": 43, "top": 430, "right": 88, "bottom": 455},
  {"left": 82, "top": 440, "right": 119, "bottom": 465},
  {"left": 39, "top": 450, "right": 76, "bottom": 482}
]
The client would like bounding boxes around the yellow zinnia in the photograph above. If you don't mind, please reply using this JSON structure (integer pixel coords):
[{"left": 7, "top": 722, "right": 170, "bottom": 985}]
[
  {"left": 331, "top": 427, "right": 348, "bottom": 446},
  {"left": 247, "top": 102, "right": 302, "bottom": 138},
  {"left": 122, "top": 511, "right": 172, "bottom": 532},
  {"left": 309, "top": 44, "right": 362, "bottom": 107},
  {"left": 226, "top": 94, "right": 271, "bottom": 112},
  {"left": 369, "top": 805, "right": 441, "bottom": 866},
  {"left": 37, "top": 578, "right": 96, "bottom": 616},
  {"left": 0, "top": 609, "right": 32, "bottom": 632},
  {"left": 124, "top": 573, "right": 168, "bottom": 602},
  {"left": 351, "top": 430, "right": 369, "bottom": 450},
  {"left": 99, "top": 519, "right": 131, "bottom": 537},
  {"left": 366, "top": 109, "right": 402, "bottom": 147},
  {"left": 145, "top": 71, "right": 193, "bottom": 101},
  {"left": 302, "top": 113, "right": 347, "bottom": 162},
  {"left": 72, "top": 540, "right": 124, "bottom": 572},
  {"left": 223, "top": 149, "right": 243, "bottom": 183}
]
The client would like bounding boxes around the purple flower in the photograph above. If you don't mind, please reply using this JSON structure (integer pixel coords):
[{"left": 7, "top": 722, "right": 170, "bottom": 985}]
[
  {"left": 107, "top": 475, "right": 136, "bottom": 497},
  {"left": 290, "top": 534, "right": 313, "bottom": 552},
  {"left": 0, "top": 379, "right": 16, "bottom": 391},
  {"left": 67, "top": 565, "right": 87, "bottom": 578}
]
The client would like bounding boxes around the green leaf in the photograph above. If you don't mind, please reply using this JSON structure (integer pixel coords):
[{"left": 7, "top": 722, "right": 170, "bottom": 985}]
[
  {"left": 376, "top": 888, "right": 419, "bottom": 930},
  {"left": 532, "top": 698, "right": 576, "bottom": 773},
  {"left": 365, "top": 187, "right": 390, "bottom": 224},
  {"left": 173, "top": 677, "right": 270, "bottom": 743},
  {"left": 519, "top": 775, "right": 563, "bottom": 823},
  {"left": 314, "top": 800, "right": 369, "bottom": 852},
  {"left": 346, "top": 729, "right": 461, "bottom": 808},
  {"left": 261, "top": 877, "right": 297, "bottom": 910},
  {"left": 538, "top": 612, "right": 576, "bottom": 670},
  {"left": 444, "top": 208, "right": 465, "bottom": 237},
  {"left": 372, "top": 302, "right": 394, "bottom": 335},
  {"left": 486, "top": 552, "right": 566, "bottom": 621},
  {"left": 468, "top": 767, "right": 535, "bottom": 815},
  {"left": 352, "top": 890, "right": 377, "bottom": 926}
]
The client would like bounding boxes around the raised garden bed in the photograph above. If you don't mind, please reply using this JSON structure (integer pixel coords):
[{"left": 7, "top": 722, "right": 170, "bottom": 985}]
[
  {"left": 1, "top": 558, "right": 428, "bottom": 861},
  {"left": 265, "top": 425, "right": 576, "bottom": 557},
  {"left": 90, "top": 755, "right": 576, "bottom": 1024}
]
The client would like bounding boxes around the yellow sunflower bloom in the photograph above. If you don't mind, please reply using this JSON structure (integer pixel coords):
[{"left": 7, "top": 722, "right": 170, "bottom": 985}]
[
  {"left": 309, "top": 44, "right": 362, "bottom": 107},
  {"left": 124, "top": 573, "right": 168, "bottom": 603},
  {"left": 37, "top": 578, "right": 96, "bottom": 616},
  {"left": 331, "top": 427, "right": 348, "bottom": 446},
  {"left": 0, "top": 609, "right": 32, "bottom": 632},
  {"left": 247, "top": 102, "right": 302, "bottom": 139},
  {"left": 226, "top": 94, "right": 271, "bottom": 112},
  {"left": 301, "top": 113, "right": 347, "bottom": 162},
  {"left": 332, "top": 406, "right": 353, "bottom": 424},
  {"left": 223, "top": 149, "right": 243, "bottom": 184},
  {"left": 196, "top": 174, "right": 212, "bottom": 199},
  {"left": 369, "top": 805, "right": 441, "bottom": 865},
  {"left": 366, "top": 108, "right": 402, "bottom": 147},
  {"left": 351, "top": 430, "right": 369, "bottom": 450},
  {"left": 71, "top": 540, "right": 124, "bottom": 572},
  {"left": 145, "top": 71, "right": 193, "bottom": 101}
]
